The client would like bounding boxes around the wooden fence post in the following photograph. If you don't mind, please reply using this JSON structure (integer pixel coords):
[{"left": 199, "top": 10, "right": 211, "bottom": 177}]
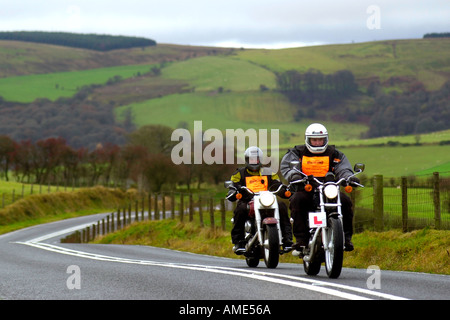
[
  {"left": 148, "top": 193, "right": 152, "bottom": 220},
  {"left": 162, "top": 193, "right": 166, "bottom": 219},
  {"left": 198, "top": 197, "right": 204, "bottom": 227},
  {"left": 135, "top": 200, "right": 139, "bottom": 222},
  {"left": 189, "top": 193, "right": 193, "bottom": 222},
  {"left": 141, "top": 194, "right": 145, "bottom": 221},
  {"left": 373, "top": 175, "right": 384, "bottom": 231},
  {"left": 113, "top": 212, "right": 117, "bottom": 231},
  {"left": 171, "top": 192, "right": 175, "bottom": 219},
  {"left": 86, "top": 226, "right": 90, "bottom": 242},
  {"left": 180, "top": 194, "right": 184, "bottom": 222},
  {"left": 401, "top": 176, "right": 408, "bottom": 233},
  {"left": 154, "top": 193, "right": 159, "bottom": 220},
  {"left": 117, "top": 209, "right": 122, "bottom": 230},
  {"left": 220, "top": 198, "right": 226, "bottom": 231},
  {"left": 209, "top": 198, "right": 215, "bottom": 229},
  {"left": 433, "top": 172, "right": 441, "bottom": 229}
]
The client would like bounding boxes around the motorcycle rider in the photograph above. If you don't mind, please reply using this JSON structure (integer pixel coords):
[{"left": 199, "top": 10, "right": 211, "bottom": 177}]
[
  {"left": 227, "top": 146, "right": 293, "bottom": 255},
  {"left": 280, "top": 123, "right": 360, "bottom": 251}
]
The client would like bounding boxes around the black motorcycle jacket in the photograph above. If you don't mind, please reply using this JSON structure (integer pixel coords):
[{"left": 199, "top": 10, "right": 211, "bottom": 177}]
[{"left": 280, "top": 144, "right": 354, "bottom": 182}]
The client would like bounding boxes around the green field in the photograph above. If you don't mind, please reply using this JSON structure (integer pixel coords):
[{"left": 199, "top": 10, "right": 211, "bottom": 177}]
[
  {"left": 0, "top": 63, "right": 156, "bottom": 102},
  {"left": 357, "top": 186, "right": 449, "bottom": 216},
  {"left": 235, "top": 38, "right": 450, "bottom": 90},
  {"left": 0, "top": 40, "right": 231, "bottom": 78},
  {"left": 339, "top": 145, "right": 450, "bottom": 177},
  {"left": 115, "top": 90, "right": 369, "bottom": 143},
  {"left": 117, "top": 91, "right": 295, "bottom": 128},
  {"left": 161, "top": 55, "right": 277, "bottom": 91}
]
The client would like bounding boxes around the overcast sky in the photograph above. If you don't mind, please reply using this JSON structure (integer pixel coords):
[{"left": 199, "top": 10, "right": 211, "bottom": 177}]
[{"left": 1, "top": 0, "right": 449, "bottom": 49}]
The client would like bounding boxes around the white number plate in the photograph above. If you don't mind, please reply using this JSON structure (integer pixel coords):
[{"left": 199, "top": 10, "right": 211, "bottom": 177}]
[{"left": 309, "top": 211, "right": 327, "bottom": 228}]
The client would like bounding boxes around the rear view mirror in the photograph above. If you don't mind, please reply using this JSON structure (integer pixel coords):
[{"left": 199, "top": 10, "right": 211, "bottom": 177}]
[
  {"left": 354, "top": 163, "right": 365, "bottom": 173},
  {"left": 224, "top": 181, "right": 234, "bottom": 188},
  {"left": 289, "top": 161, "right": 300, "bottom": 170}
]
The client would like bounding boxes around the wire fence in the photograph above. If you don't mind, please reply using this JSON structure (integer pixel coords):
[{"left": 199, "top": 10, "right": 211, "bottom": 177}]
[
  {"left": 353, "top": 172, "right": 450, "bottom": 232},
  {"left": 3, "top": 172, "right": 449, "bottom": 240},
  {"left": 61, "top": 192, "right": 230, "bottom": 243},
  {"left": 0, "top": 182, "right": 77, "bottom": 208}
]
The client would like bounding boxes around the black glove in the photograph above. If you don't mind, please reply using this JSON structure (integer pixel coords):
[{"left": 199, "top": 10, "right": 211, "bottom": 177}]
[
  {"left": 348, "top": 176, "right": 360, "bottom": 186},
  {"left": 289, "top": 173, "right": 303, "bottom": 182},
  {"left": 275, "top": 185, "right": 290, "bottom": 199},
  {"left": 226, "top": 189, "right": 237, "bottom": 202}
]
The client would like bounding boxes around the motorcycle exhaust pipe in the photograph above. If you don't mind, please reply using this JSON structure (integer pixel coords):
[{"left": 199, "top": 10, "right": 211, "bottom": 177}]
[{"left": 246, "top": 234, "right": 258, "bottom": 251}]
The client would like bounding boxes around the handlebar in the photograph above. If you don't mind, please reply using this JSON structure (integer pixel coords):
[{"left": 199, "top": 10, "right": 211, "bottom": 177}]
[
  {"left": 288, "top": 164, "right": 365, "bottom": 189},
  {"left": 225, "top": 182, "right": 286, "bottom": 200}
]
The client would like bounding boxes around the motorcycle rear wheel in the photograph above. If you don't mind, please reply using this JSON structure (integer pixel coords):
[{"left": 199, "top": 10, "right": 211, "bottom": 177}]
[
  {"left": 246, "top": 256, "right": 260, "bottom": 268},
  {"left": 324, "top": 216, "right": 344, "bottom": 278},
  {"left": 263, "top": 224, "right": 279, "bottom": 268}
]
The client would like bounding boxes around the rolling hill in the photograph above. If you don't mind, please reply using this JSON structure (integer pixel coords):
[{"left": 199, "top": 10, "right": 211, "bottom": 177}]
[{"left": 0, "top": 36, "right": 449, "bottom": 176}]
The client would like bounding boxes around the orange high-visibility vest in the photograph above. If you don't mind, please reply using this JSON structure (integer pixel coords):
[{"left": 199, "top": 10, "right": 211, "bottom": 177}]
[
  {"left": 245, "top": 175, "right": 268, "bottom": 192},
  {"left": 301, "top": 156, "right": 330, "bottom": 177}
]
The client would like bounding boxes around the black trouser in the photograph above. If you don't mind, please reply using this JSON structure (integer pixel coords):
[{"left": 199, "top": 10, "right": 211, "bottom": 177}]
[
  {"left": 289, "top": 191, "right": 354, "bottom": 242},
  {"left": 231, "top": 200, "right": 292, "bottom": 244}
]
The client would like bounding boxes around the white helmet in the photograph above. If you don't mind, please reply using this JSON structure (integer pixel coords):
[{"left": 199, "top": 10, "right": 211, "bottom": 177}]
[
  {"left": 305, "top": 123, "right": 328, "bottom": 154},
  {"left": 244, "top": 146, "right": 263, "bottom": 171}
]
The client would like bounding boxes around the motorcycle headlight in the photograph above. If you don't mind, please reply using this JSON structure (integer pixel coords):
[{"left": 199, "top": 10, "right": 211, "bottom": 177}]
[
  {"left": 259, "top": 192, "right": 275, "bottom": 207},
  {"left": 324, "top": 185, "right": 339, "bottom": 199}
]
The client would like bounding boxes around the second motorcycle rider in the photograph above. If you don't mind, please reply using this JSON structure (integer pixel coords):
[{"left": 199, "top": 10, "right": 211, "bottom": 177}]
[{"left": 227, "top": 146, "right": 293, "bottom": 255}]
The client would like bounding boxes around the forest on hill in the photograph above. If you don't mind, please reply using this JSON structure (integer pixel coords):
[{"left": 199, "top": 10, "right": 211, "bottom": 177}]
[
  {"left": 275, "top": 68, "right": 450, "bottom": 137},
  {"left": 0, "top": 31, "right": 156, "bottom": 51},
  {"left": 0, "top": 82, "right": 131, "bottom": 150}
]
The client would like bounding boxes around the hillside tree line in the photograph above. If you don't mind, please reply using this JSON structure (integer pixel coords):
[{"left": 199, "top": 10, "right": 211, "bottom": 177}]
[
  {"left": 366, "top": 80, "right": 450, "bottom": 137},
  {"left": 423, "top": 32, "right": 450, "bottom": 39},
  {"left": 0, "top": 85, "right": 130, "bottom": 150},
  {"left": 0, "top": 31, "right": 156, "bottom": 51},
  {"left": 276, "top": 68, "right": 450, "bottom": 137},
  {"left": 275, "top": 69, "right": 359, "bottom": 121},
  {"left": 276, "top": 69, "right": 358, "bottom": 104}
]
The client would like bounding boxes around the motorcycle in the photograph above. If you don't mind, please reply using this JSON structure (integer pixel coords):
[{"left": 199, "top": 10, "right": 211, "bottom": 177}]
[
  {"left": 224, "top": 182, "right": 287, "bottom": 268},
  {"left": 287, "top": 161, "right": 365, "bottom": 278}
]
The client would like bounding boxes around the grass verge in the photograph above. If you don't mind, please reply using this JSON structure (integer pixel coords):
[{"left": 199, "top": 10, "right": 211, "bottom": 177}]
[
  {"left": 0, "top": 186, "right": 126, "bottom": 235},
  {"left": 95, "top": 220, "right": 450, "bottom": 275}
]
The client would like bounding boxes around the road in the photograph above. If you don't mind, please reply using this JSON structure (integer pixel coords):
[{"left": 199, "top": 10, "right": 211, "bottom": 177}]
[{"left": 0, "top": 212, "right": 448, "bottom": 305}]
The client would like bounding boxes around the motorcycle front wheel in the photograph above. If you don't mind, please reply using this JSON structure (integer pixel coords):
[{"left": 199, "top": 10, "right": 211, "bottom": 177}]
[
  {"left": 324, "top": 216, "right": 344, "bottom": 278},
  {"left": 303, "top": 234, "right": 321, "bottom": 276},
  {"left": 263, "top": 224, "right": 279, "bottom": 268}
]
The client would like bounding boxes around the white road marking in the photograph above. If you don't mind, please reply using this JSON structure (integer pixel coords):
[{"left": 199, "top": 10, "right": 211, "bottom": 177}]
[{"left": 15, "top": 222, "right": 409, "bottom": 300}]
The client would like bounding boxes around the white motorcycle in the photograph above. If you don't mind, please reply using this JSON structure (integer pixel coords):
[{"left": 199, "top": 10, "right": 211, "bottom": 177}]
[
  {"left": 225, "top": 182, "right": 287, "bottom": 268},
  {"left": 287, "top": 161, "right": 365, "bottom": 278}
]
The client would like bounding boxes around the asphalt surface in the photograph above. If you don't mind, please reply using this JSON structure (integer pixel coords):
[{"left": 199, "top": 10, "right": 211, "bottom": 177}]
[{"left": 0, "top": 212, "right": 448, "bottom": 303}]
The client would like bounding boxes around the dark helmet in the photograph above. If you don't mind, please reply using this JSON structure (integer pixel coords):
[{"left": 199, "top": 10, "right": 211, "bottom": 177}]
[{"left": 244, "top": 146, "right": 263, "bottom": 172}]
